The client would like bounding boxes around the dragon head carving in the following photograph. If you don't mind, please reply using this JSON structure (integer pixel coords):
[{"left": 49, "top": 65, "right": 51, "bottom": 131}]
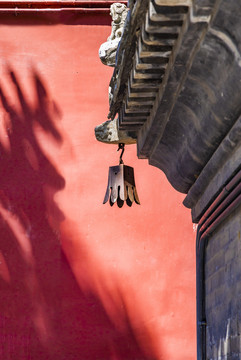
[{"left": 99, "top": 3, "right": 128, "bottom": 67}]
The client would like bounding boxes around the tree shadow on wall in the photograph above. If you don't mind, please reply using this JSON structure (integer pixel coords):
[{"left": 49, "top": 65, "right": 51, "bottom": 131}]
[{"left": 0, "top": 69, "right": 157, "bottom": 360}]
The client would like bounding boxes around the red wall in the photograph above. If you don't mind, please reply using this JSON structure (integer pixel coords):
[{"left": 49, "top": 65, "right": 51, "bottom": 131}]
[{"left": 0, "top": 14, "right": 196, "bottom": 360}]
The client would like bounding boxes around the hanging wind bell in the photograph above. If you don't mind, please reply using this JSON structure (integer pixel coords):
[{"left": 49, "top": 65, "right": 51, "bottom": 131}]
[{"left": 103, "top": 144, "right": 140, "bottom": 207}]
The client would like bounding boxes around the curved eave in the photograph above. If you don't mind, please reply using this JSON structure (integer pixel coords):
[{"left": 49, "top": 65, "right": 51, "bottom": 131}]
[{"left": 107, "top": 0, "right": 241, "bottom": 207}]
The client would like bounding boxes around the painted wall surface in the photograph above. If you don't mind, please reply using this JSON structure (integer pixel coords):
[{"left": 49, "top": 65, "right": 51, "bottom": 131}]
[{"left": 0, "top": 14, "right": 196, "bottom": 360}]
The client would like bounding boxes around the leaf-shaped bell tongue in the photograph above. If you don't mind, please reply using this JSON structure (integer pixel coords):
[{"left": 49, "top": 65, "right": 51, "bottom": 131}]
[{"left": 103, "top": 144, "right": 140, "bottom": 207}]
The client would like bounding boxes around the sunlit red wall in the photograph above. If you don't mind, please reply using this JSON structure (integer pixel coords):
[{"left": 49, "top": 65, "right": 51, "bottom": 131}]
[{"left": 0, "top": 10, "right": 196, "bottom": 360}]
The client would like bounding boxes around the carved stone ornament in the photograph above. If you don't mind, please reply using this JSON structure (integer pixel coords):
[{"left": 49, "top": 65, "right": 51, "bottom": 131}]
[
  {"left": 95, "top": 3, "right": 132, "bottom": 145},
  {"left": 95, "top": 118, "right": 136, "bottom": 145},
  {"left": 99, "top": 3, "right": 128, "bottom": 67}
]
